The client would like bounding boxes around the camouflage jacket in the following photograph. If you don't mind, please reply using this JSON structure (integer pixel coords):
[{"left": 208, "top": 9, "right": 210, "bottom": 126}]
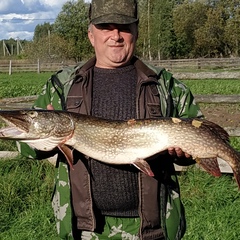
[{"left": 19, "top": 56, "right": 203, "bottom": 240}]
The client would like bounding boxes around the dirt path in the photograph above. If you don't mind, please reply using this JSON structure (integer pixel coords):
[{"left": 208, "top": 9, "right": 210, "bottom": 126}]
[{"left": 200, "top": 103, "right": 240, "bottom": 128}]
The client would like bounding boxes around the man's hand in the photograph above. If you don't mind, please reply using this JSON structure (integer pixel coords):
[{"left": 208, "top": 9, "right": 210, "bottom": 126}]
[
  {"left": 168, "top": 147, "right": 191, "bottom": 158},
  {"left": 47, "top": 104, "right": 54, "bottom": 110}
]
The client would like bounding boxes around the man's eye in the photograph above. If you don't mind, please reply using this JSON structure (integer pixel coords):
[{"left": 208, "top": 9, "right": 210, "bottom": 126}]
[
  {"left": 95, "top": 24, "right": 132, "bottom": 32},
  {"left": 119, "top": 27, "right": 131, "bottom": 33},
  {"left": 96, "top": 24, "right": 111, "bottom": 30}
]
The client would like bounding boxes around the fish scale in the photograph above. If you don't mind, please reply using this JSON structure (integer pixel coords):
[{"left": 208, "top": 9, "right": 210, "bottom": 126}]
[{"left": 0, "top": 109, "right": 240, "bottom": 189}]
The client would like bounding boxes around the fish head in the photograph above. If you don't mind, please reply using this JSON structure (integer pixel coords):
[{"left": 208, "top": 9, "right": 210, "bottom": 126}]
[{"left": 0, "top": 110, "right": 75, "bottom": 151}]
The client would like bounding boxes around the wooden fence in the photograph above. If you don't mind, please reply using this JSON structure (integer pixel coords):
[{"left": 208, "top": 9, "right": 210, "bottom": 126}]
[
  {"left": 150, "top": 57, "right": 240, "bottom": 70},
  {"left": 0, "top": 60, "right": 75, "bottom": 74},
  {"left": 1, "top": 58, "right": 240, "bottom": 74}
]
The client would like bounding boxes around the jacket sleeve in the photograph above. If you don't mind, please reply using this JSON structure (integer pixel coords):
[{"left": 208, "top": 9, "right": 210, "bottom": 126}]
[{"left": 169, "top": 77, "right": 203, "bottom": 119}]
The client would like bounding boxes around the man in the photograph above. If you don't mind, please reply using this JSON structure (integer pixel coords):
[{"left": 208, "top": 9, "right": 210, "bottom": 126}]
[{"left": 19, "top": 0, "right": 203, "bottom": 239}]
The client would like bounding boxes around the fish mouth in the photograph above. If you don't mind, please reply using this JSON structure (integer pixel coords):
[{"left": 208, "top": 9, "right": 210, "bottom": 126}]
[
  {"left": 0, "top": 126, "right": 29, "bottom": 139},
  {"left": 0, "top": 110, "right": 35, "bottom": 140}
]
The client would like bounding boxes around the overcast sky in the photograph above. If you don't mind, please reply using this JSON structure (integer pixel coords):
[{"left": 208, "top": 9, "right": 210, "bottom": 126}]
[{"left": 0, "top": 0, "right": 90, "bottom": 41}]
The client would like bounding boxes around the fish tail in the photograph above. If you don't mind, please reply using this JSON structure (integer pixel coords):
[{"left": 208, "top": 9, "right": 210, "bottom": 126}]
[
  {"left": 233, "top": 171, "right": 240, "bottom": 190},
  {"left": 232, "top": 152, "right": 240, "bottom": 189}
]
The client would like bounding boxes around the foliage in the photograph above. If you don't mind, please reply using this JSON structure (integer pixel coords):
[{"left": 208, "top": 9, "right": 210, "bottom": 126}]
[
  {"left": 224, "top": 7, "right": 240, "bottom": 57},
  {"left": 194, "top": 6, "right": 227, "bottom": 57},
  {"left": 23, "top": 33, "right": 74, "bottom": 61},
  {"left": 173, "top": 2, "right": 208, "bottom": 58},
  {"left": 53, "top": 0, "right": 93, "bottom": 62},
  {"left": 2, "top": 0, "right": 240, "bottom": 60},
  {"left": 23, "top": 0, "right": 93, "bottom": 62},
  {"left": 33, "top": 22, "right": 54, "bottom": 42}
]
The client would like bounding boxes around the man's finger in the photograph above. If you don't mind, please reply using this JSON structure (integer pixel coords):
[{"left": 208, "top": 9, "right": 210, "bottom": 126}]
[{"left": 47, "top": 104, "right": 54, "bottom": 110}]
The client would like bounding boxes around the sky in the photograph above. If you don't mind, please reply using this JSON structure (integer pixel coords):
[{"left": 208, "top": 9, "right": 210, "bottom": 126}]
[{"left": 0, "top": 0, "right": 90, "bottom": 41}]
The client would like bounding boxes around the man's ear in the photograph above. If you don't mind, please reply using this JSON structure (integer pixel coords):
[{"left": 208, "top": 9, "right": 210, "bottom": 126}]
[{"left": 88, "top": 26, "right": 94, "bottom": 46}]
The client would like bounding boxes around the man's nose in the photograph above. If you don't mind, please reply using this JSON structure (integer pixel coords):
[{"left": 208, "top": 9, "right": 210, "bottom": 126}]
[{"left": 111, "top": 28, "right": 122, "bottom": 41}]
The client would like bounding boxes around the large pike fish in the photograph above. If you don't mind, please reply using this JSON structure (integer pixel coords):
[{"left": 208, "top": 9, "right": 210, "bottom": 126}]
[{"left": 0, "top": 109, "right": 240, "bottom": 188}]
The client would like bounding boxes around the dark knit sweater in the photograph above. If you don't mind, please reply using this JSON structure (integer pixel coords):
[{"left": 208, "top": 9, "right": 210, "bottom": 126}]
[{"left": 90, "top": 65, "right": 139, "bottom": 217}]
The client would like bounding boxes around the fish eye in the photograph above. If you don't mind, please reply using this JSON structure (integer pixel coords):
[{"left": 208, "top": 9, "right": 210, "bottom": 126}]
[{"left": 28, "top": 111, "right": 38, "bottom": 118}]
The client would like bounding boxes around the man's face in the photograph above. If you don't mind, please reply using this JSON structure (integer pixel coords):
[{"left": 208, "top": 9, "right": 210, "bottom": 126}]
[{"left": 88, "top": 23, "right": 138, "bottom": 68}]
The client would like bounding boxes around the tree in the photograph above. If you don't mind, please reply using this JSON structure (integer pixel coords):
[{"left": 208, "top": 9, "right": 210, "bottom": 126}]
[
  {"left": 224, "top": 1, "right": 240, "bottom": 56},
  {"left": 173, "top": 1, "right": 208, "bottom": 57},
  {"left": 23, "top": 34, "right": 73, "bottom": 61},
  {"left": 53, "top": 0, "right": 93, "bottom": 62},
  {"left": 136, "top": 0, "right": 148, "bottom": 58},
  {"left": 137, "top": 0, "right": 177, "bottom": 60},
  {"left": 151, "top": 0, "right": 177, "bottom": 59},
  {"left": 33, "top": 22, "right": 54, "bottom": 42},
  {"left": 24, "top": 0, "right": 240, "bottom": 60},
  {"left": 194, "top": 5, "right": 227, "bottom": 57}
]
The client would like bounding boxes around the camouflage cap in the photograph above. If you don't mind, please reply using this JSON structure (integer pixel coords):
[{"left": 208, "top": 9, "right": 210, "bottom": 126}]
[{"left": 89, "top": 0, "right": 138, "bottom": 25}]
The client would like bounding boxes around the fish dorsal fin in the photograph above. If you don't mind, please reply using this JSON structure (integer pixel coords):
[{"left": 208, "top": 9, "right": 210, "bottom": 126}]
[{"left": 195, "top": 119, "right": 230, "bottom": 143}]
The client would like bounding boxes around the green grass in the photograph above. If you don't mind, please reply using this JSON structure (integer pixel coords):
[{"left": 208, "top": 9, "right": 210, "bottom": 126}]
[
  {"left": 179, "top": 167, "right": 240, "bottom": 240},
  {"left": 182, "top": 79, "right": 240, "bottom": 95},
  {"left": 0, "top": 72, "right": 52, "bottom": 98},
  {"left": 180, "top": 139, "right": 240, "bottom": 239},
  {"left": 0, "top": 157, "right": 239, "bottom": 240},
  {"left": 0, "top": 157, "right": 58, "bottom": 239},
  {"left": 0, "top": 72, "right": 240, "bottom": 239}
]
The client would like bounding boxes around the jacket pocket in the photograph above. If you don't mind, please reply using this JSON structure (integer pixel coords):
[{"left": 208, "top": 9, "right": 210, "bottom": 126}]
[
  {"left": 147, "top": 103, "right": 162, "bottom": 118},
  {"left": 66, "top": 96, "right": 83, "bottom": 113}
]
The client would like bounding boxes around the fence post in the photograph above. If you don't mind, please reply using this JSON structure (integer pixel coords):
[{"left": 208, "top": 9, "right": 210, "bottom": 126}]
[
  {"left": 9, "top": 60, "right": 12, "bottom": 75},
  {"left": 197, "top": 58, "right": 201, "bottom": 69},
  {"left": 37, "top": 59, "right": 40, "bottom": 73}
]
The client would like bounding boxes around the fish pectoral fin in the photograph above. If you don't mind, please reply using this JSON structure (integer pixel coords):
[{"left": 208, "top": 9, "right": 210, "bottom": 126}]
[
  {"left": 133, "top": 158, "right": 154, "bottom": 177},
  {"left": 58, "top": 144, "right": 74, "bottom": 170},
  {"left": 196, "top": 157, "right": 221, "bottom": 177}
]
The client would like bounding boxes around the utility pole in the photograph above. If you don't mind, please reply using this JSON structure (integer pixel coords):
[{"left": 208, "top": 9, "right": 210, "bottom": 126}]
[
  {"left": 48, "top": 30, "right": 51, "bottom": 56},
  {"left": 16, "top": 38, "right": 23, "bottom": 55},
  {"left": 3, "top": 40, "right": 11, "bottom": 56}
]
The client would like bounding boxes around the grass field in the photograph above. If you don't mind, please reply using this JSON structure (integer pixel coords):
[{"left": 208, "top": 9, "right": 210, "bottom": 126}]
[
  {"left": 0, "top": 72, "right": 51, "bottom": 98},
  {"left": 0, "top": 158, "right": 58, "bottom": 240},
  {"left": 0, "top": 72, "right": 240, "bottom": 239},
  {"left": 0, "top": 158, "right": 239, "bottom": 240},
  {"left": 182, "top": 79, "right": 240, "bottom": 95}
]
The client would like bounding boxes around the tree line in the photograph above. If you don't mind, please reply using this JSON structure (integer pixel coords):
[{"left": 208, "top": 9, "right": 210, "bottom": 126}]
[{"left": 1, "top": 0, "right": 240, "bottom": 62}]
